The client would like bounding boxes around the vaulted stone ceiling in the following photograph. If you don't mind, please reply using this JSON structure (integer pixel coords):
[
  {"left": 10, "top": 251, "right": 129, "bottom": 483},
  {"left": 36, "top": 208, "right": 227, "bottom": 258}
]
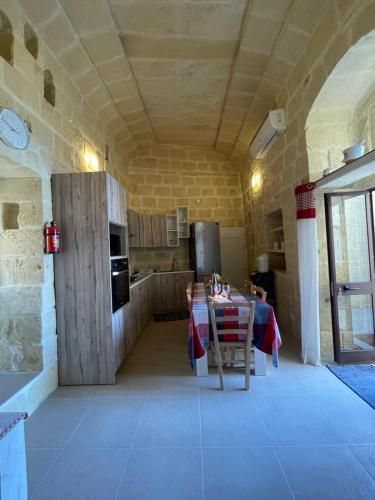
[{"left": 20, "top": 0, "right": 331, "bottom": 159}]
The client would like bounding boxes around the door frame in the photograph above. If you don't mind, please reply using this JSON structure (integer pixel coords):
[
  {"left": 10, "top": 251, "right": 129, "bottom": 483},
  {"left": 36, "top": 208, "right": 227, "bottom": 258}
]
[{"left": 325, "top": 190, "right": 375, "bottom": 363}]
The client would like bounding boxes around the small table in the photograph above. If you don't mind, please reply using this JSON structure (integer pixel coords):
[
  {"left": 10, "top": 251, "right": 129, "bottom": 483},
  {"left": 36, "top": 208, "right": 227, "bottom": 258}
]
[{"left": 188, "top": 283, "right": 282, "bottom": 376}]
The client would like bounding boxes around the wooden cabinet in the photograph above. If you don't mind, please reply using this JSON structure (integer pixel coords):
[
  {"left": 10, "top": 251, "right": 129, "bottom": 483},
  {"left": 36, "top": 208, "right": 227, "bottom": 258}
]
[
  {"left": 124, "top": 302, "right": 136, "bottom": 356},
  {"left": 152, "top": 271, "right": 194, "bottom": 312},
  {"left": 152, "top": 215, "right": 168, "bottom": 247},
  {"left": 139, "top": 214, "right": 153, "bottom": 247},
  {"left": 126, "top": 277, "right": 154, "bottom": 354},
  {"left": 52, "top": 171, "right": 127, "bottom": 385},
  {"left": 107, "top": 174, "right": 127, "bottom": 225},
  {"left": 128, "top": 210, "right": 169, "bottom": 248},
  {"left": 128, "top": 209, "right": 140, "bottom": 247},
  {"left": 112, "top": 308, "right": 126, "bottom": 370},
  {"left": 122, "top": 272, "right": 193, "bottom": 363}
]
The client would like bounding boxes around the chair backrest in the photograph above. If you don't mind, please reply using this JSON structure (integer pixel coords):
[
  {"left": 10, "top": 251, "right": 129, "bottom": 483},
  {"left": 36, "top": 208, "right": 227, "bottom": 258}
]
[
  {"left": 186, "top": 282, "right": 193, "bottom": 310},
  {"left": 244, "top": 280, "right": 267, "bottom": 303},
  {"left": 208, "top": 301, "right": 255, "bottom": 348}
]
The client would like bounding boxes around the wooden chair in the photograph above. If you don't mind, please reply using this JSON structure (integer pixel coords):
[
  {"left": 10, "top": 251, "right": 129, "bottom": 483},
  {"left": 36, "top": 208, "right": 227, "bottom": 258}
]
[
  {"left": 244, "top": 280, "right": 267, "bottom": 303},
  {"left": 208, "top": 301, "right": 255, "bottom": 391},
  {"left": 186, "top": 282, "right": 193, "bottom": 307}
]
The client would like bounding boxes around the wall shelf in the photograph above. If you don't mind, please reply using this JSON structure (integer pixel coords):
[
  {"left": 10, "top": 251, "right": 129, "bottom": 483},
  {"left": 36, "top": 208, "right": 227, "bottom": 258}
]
[
  {"left": 266, "top": 209, "right": 286, "bottom": 271},
  {"left": 177, "top": 206, "right": 189, "bottom": 238},
  {"left": 167, "top": 214, "right": 179, "bottom": 246}
]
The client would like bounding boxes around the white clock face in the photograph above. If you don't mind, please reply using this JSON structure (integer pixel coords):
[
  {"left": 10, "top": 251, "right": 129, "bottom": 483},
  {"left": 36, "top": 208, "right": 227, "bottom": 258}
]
[{"left": 0, "top": 108, "right": 30, "bottom": 150}]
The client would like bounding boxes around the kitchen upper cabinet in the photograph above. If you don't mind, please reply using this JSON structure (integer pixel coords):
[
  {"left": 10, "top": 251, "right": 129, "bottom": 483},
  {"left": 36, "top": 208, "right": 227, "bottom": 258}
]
[
  {"left": 152, "top": 215, "right": 168, "bottom": 247},
  {"left": 107, "top": 175, "right": 126, "bottom": 225},
  {"left": 139, "top": 214, "right": 153, "bottom": 247},
  {"left": 128, "top": 209, "right": 140, "bottom": 247},
  {"left": 128, "top": 209, "right": 169, "bottom": 248}
]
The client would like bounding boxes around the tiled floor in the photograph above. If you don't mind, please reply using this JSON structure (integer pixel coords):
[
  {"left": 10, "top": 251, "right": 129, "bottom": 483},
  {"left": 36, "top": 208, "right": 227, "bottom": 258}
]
[{"left": 26, "top": 319, "right": 375, "bottom": 499}]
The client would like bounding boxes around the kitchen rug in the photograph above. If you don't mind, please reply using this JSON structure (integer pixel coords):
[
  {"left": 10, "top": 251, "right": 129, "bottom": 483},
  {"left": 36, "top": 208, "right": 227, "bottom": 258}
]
[
  {"left": 327, "top": 364, "right": 375, "bottom": 409},
  {"left": 154, "top": 311, "right": 190, "bottom": 322}
]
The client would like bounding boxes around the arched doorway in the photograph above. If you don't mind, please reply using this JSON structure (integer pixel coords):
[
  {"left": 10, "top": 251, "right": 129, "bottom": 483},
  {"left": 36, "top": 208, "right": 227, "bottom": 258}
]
[{"left": 306, "top": 29, "right": 375, "bottom": 363}]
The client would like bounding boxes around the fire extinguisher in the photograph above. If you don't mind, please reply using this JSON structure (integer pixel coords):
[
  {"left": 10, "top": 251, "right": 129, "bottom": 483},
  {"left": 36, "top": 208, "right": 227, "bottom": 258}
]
[{"left": 44, "top": 220, "right": 61, "bottom": 254}]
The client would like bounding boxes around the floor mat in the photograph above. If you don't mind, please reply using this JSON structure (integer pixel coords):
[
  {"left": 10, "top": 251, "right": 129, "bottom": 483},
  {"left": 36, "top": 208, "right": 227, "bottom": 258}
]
[
  {"left": 327, "top": 364, "right": 375, "bottom": 409},
  {"left": 154, "top": 310, "right": 190, "bottom": 322}
]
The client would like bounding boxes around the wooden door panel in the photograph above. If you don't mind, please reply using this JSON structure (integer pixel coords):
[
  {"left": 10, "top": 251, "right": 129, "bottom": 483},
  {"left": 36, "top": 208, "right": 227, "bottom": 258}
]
[{"left": 128, "top": 209, "right": 140, "bottom": 247}]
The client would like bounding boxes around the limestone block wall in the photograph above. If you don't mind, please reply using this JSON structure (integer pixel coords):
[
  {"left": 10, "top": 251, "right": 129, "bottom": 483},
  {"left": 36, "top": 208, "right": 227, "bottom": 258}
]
[
  {"left": 128, "top": 146, "right": 244, "bottom": 225},
  {"left": 0, "top": 176, "right": 54, "bottom": 372},
  {"left": 0, "top": 1, "right": 133, "bottom": 412},
  {"left": 241, "top": 0, "right": 375, "bottom": 360},
  {"left": 127, "top": 146, "right": 245, "bottom": 270}
]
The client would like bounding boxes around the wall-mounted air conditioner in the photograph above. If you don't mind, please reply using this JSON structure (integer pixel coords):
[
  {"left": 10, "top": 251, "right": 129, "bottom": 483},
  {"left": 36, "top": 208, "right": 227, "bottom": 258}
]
[{"left": 249, "top": 109, "right": 286, "bottom": 159}]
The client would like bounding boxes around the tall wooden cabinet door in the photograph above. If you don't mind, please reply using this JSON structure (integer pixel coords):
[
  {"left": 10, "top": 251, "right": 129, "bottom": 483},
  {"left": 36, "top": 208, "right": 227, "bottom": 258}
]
[
  {"left": 151, "top": 274, "right": 161, "bottom": 312},
  {"left": 127, "top": 290, "right": 137, "bottom": 351},
  {"left": 148, "top": 277, "right": 154, "bottom": 320},
  {"left": 135, "top": 285, "right": 143, "bottom": 338},
  {"left": 112, "top": 308, "right": 126, "bottom": 370},
  {"left": 139, "top": 214, "right": 153, "bottom": 247},
  {"left": 151, "top": 215, "right": 168, "bottom": 247},
  {"left": 128, "top": 209, "right": 140, "bottom": 247},
  {"left": 107, "top": 174, "right": 126, "bottom": 225}
]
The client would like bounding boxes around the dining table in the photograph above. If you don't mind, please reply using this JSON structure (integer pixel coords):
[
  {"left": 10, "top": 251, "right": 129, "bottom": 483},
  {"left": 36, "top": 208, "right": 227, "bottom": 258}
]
[{"left": 188, "top": 282, "right": 282, "bottom": 376}]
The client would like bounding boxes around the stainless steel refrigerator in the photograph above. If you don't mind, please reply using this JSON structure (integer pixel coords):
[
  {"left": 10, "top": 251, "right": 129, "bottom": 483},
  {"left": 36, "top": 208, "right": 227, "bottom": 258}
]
[{"left": 189, "top": 222, "right": 221, "bottom": 282}]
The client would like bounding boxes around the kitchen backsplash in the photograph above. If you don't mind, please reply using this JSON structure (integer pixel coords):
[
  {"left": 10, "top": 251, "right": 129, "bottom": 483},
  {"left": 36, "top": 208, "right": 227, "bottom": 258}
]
[{"left": 130, "top": 240, "right": 190, "bottom": 272}]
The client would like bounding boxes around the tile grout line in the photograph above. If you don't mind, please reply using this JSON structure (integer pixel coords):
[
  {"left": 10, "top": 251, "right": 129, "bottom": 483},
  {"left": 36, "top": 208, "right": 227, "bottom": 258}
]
[
  {"left": 114, "top": 378, "right": 153, "bottom": 500},
  {"left": 252, "top": 392, "right": 297, "bottom": 500},
  {"left": 30, "top": 390, "right": 100, "bottom": 499},
  {"left": 346, "top": 445, "right": 375, "bottom": 484}
]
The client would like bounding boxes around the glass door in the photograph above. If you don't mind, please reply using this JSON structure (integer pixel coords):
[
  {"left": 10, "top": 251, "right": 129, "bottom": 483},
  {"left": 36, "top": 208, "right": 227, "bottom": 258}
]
[{"left": 325, "top": 192, "right": 375, "bottom": 362}]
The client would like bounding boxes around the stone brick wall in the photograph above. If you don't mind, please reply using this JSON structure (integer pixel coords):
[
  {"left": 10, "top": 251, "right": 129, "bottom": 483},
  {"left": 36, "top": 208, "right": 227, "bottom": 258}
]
[
  {"left": 127, "top": 146, "right": 245, "bottom": 272},
  {"left": 0, "top": 1, "right": 133, "bottom": 412},
  {"left": 241, "top": 0, "right": 375, "bottom": 360},
  {"left": 128, "top": 146, "right": 244, "bottom": 225},
  {"left": 0, "top": 177, "right": 54, "bottom": 372}
]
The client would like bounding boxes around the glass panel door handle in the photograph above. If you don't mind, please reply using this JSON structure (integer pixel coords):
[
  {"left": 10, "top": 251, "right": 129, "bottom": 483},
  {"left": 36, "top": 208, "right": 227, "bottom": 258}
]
[{"left": 342, "top": 285, "right": 361, "bottom": 291}]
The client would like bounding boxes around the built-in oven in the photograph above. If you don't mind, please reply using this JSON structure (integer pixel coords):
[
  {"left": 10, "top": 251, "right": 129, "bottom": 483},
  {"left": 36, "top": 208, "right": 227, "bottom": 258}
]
[{"left": 111, "top": 258, "right": 130, "bottom": 313}]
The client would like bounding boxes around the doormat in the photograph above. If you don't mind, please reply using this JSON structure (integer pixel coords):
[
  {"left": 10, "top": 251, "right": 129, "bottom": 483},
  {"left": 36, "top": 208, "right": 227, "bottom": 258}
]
[
  {"left": 327, "top": 364, "right": 375, "bottom": 409},
  {"left": 154, "top": 311, "right": 190, "bottom": 322}
]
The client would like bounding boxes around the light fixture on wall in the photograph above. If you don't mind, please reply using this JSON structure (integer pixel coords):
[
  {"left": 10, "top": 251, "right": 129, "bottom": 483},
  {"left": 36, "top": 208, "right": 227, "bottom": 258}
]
[
  {"left": 83, "top": 140, "right": 100, "bottom": 171},
  {"left": 251, "top": 170, "right": 262, "bottom": 193}
]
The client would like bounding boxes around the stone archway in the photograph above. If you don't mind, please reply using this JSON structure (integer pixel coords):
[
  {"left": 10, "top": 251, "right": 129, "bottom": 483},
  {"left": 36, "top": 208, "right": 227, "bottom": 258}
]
[
  {"left": 305, "top": 28, "right": 375, "bottom": 361},
  {"left": 306, "top": 28, "right": 375, "bottom": 179}
]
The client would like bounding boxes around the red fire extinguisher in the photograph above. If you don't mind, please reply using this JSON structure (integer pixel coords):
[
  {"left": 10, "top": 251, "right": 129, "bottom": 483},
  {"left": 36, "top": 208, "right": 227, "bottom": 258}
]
[{"left": 44, "top": 221, "right": 61, "bottom": 254}]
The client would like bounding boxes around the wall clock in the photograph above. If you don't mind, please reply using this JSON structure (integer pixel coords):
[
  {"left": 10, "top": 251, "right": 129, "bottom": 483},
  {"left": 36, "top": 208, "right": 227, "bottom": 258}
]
[{"left": 0, "top": 108, "right": 30, "bottom": 150}]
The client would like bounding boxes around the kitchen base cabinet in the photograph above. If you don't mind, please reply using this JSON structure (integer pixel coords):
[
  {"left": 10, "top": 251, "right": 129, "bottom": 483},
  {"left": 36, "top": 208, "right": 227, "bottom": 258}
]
[
  {"left": 152, "top": 272, "right": 194, "bottom": 312},
  {"left": 126, "top": 278, "right": 154, "bottom": 355},
  {"left": 112, "top": 307, "right": 126, "bottom": 371},
  {"left": 122, "top": 272, "right": 194, "bottom": 364}
]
